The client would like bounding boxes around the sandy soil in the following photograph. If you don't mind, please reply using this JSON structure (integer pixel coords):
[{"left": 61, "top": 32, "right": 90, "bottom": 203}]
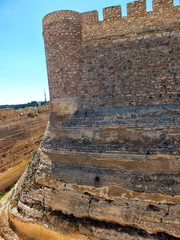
[{"left": 0, "top": 159, "right": 29, "bottom": 192}]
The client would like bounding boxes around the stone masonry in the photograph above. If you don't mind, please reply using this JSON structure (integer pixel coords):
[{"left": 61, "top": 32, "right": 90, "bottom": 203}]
[{"left": 43, "top": 0, "right": 180, "bottom": 109}]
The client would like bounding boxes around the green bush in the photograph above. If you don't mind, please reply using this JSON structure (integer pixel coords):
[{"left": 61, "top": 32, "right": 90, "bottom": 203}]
[
  {"left": 0, "top": 182, "right": 17, "bottom": 199},
  {"left": 38, "top": 109, "right": 43, "bottom": 114}
]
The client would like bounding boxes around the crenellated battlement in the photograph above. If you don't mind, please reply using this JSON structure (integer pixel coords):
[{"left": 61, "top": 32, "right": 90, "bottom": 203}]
[
  {"left": 98, "top": 0, "right": 178, "bottom": 21},
  {"left": 43, "top": 0, "right": 180, "bottom": 42},
  {"left": 81, "top": 10, "right": 98, "bottom": 24},
  {"left": 81, "top": 0, "right": 180, "bottom": 42},
  {"left": 127, "top": 0, "right": 146, "bottom": 17},
  {"left": 153, "top": 0, "right": 174, "bottom": 11},
  {"left": 103, "top": 5, "right": 122, "bottom": 20}
]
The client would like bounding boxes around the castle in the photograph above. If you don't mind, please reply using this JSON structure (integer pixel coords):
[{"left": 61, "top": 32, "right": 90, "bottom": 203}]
[
  {"left": 43, "top": 0, "right": 179, "bottom": 110},
  {"left": 8, "top": 1, "right": 180, "bottom": 239}
]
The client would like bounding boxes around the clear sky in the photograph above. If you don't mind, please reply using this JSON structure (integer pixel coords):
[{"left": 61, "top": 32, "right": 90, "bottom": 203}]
[{"left": 0, "top": 0, "right": 179, "bottom": 105}]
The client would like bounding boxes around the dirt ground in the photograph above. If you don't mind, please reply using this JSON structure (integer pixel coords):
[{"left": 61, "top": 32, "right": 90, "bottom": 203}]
[{"left": 0, "top": 159, "right": 29, "bottom": 192}]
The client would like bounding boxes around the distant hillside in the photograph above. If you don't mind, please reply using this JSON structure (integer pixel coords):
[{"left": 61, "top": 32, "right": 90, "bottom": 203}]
[{"left": 0, "top": 101, "right": 49, "bottom": 110}]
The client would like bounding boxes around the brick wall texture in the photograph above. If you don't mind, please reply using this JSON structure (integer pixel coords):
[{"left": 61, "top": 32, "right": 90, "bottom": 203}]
[{"left": 42, "top": 0, "right": 180, "bottom": 109}]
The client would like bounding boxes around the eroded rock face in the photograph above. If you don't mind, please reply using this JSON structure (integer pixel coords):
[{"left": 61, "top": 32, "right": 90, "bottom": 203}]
[
  {"left": 0, "top": 107, "right": 49, "bottom": 174},
  {"left": 0, "top": 107, "right": 49, "bottom": 192},
  {"left": 8, "top": 1, "right": 180, "bottom": 239},
  {"left": 9, "top": 105, "right": 180, "bottom": 240}
]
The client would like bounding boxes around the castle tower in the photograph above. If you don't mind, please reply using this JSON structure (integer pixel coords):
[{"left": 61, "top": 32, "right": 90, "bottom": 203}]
[{"left": 43, "top": 11, "right": 82, "bottom": 120}]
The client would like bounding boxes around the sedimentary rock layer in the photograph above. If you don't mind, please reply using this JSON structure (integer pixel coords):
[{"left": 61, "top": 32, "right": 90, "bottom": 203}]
[
  {"left": 8, "top": 104, "right": 180, "bottom": 239},
  {"left": 0, "top": 107, "right": 49, "bottom": 191}
]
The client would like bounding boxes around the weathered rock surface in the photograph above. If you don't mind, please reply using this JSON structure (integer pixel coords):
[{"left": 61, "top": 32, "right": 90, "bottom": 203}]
[
  {"left": 8, "top": 104, "right": 180, "bottom": 240},
  {"left": 0, "top": 106, "right": 49, "bottom": 191},
  {"left": 0, "top": 190, "right": 20, "bottom": 240},
  {"left": 7, "top": 1, "right": 180, "bottom": 239}
]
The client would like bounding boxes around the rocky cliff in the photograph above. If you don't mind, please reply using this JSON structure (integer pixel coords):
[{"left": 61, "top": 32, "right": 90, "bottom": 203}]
[
  {"left": 8, "top": 105, "right": 180, "bottom": 240},
  {"left": 0, "top": 107, "right": 49, "bottom": 191}
]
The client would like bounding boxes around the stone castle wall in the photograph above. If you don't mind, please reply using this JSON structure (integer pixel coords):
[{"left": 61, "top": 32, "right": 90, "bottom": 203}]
[{"left": 42, "top": 0, "right": 180, "bottom": 110}]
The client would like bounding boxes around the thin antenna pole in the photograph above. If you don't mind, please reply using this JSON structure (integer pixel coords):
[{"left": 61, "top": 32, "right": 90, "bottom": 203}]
[{"left": 44, "top": 88, "right": 47, "bottom": 102}]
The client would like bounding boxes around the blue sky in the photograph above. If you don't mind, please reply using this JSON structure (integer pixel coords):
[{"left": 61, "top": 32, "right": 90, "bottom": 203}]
[{"left": 0, "top": 0, "right": 179, "bottom": 105}]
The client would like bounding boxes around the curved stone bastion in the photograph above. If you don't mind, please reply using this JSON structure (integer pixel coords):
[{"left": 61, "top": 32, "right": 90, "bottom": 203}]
[{"left": 8, "top": 1, "right": 180, "bottom": 239}]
